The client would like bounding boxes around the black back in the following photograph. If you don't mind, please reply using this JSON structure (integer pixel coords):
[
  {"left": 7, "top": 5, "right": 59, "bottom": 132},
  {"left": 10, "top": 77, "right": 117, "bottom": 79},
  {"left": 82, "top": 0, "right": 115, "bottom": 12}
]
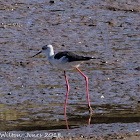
[{"left": 54, "top": 51, "right": 93, "bottom": 62}]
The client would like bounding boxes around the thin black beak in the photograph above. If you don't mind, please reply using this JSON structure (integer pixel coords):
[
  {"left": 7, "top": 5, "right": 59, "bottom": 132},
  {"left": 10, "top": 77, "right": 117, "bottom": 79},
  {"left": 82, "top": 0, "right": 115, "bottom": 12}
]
[{"left": 32, "top": 50, "right": 42, "bottom": 57}]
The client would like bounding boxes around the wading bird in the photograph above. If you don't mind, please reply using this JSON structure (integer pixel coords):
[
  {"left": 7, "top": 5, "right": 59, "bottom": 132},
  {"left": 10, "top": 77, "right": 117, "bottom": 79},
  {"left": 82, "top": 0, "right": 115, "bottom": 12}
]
[{"left": 32, "top": 44, "right": 94, "bottom": 115}]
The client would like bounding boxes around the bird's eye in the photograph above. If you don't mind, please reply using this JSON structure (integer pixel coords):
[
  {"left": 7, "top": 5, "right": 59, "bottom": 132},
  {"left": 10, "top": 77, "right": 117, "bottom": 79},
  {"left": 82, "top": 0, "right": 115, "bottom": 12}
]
[{"left": 42, "top": 46, "right": 47, "bottom": 50}]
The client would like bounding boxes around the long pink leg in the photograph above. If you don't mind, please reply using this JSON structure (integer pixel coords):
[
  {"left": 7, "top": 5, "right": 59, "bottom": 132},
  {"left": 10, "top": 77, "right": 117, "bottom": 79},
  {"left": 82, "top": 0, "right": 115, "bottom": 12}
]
[
  {"left": 64, "top": 71, "right": 70, "bottom": 116},
  {"left": 64, "top": 71, "right": 70, "bottom": 129},
  {"left": 76, "top": 67, "right": 93, "bottom": 114},
  {"left": 64, "top": 114, "right": 69, "bottom": 129}
]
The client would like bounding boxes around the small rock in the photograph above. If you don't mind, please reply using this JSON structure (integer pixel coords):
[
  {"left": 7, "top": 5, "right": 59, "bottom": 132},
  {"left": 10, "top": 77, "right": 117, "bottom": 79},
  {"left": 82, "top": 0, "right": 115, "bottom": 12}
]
[
  {"left": 50, "top": 86, "right": 55, "bottom": 89},
  {"left": 101, "top": 95, "right": 104, "bottom": 99},
  {"left": 100, "top": 60, "right": 107, "bottom": 63},
  {"left": 50, "top": 0, "right": 55, "bottom": 4},
  {"left": 88, "top": 24, "right": 96, "bottom": 26},
  {"left": 134, "top": 67, "right": 140, "bottom": 71},
  {"left": 8, "top": 92, "right": 12, "bottom": 95}
]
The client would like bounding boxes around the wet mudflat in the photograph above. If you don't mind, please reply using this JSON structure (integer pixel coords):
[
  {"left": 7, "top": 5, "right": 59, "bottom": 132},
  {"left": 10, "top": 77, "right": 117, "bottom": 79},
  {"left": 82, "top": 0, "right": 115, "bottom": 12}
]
[{"left": 0, "top": 0, "right": 140, "bottom": 139}]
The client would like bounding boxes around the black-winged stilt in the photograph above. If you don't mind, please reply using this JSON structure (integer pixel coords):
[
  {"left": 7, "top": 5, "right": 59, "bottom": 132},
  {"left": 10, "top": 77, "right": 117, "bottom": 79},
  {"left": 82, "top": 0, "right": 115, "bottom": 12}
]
[{"left": 33, "top": 44, "right": 94, "bottom": 115}]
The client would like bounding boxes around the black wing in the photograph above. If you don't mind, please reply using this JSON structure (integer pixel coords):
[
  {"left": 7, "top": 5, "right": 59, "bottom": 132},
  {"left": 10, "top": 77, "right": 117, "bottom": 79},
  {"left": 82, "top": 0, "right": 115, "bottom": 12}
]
[{"left": 54, "top": 51, "right": 93, "bottom": 62}]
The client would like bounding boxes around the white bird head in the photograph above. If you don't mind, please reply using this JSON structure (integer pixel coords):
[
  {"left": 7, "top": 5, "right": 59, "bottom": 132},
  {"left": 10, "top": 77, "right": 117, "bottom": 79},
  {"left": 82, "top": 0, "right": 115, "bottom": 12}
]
[
  {"left": 42, "top": 44, "right": 52, "bottom": 51},
  {"left": 32, "top": 44, "right": 54, "bottom": 57}
]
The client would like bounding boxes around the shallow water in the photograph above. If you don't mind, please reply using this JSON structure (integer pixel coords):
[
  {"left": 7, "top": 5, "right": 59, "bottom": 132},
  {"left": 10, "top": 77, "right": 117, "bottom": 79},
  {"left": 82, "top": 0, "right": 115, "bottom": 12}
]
[{"left": 0, "top": 0, "right": 140, "bottom": 138}]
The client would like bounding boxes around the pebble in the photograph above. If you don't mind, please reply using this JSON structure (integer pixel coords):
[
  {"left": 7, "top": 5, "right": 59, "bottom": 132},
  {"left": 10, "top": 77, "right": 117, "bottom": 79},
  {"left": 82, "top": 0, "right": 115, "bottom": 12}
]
[
  {"left": 101, "top": 95, "right": 104, "bottom": 98},
  {"left": 8, "top": 92, "right": 12, "bottom": 95},
  {"left": 50, "top": 0, "right": 55, "bottom": 4}
]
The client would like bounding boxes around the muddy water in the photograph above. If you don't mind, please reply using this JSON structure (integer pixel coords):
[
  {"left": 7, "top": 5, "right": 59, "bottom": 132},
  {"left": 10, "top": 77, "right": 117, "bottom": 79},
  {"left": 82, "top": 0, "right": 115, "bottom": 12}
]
[{"left": 0, "top": 0, "right": 140, "bottom": 138}]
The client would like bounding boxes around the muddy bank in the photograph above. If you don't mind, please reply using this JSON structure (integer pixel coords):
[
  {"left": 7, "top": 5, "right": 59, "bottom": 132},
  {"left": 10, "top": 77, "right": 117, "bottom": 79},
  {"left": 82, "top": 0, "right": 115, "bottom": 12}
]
[
  {"left": 52, "top": 132, "right": 140, "bottom": 140},
  {"left": 0, "top": 0, "right": 140, "bottom": 138}
]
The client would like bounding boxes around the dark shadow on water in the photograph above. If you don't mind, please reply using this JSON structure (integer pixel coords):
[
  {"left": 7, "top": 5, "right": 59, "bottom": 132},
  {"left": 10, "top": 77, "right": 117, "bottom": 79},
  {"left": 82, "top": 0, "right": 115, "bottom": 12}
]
[
  {"left": 0, "top": 115, "right": 140, "bottom": 131},
  {"left": 64, "top": 112, "right": 92, "bottom": 130},
  {"left": 0, "top": 103, "right": 140, "bottom": 131}
]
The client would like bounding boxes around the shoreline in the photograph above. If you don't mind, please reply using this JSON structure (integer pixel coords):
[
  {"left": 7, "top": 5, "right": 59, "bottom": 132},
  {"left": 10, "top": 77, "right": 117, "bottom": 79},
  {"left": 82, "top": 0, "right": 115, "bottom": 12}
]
[{"left": 52, "top": 132, "right": 140, "bottom": 140}]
